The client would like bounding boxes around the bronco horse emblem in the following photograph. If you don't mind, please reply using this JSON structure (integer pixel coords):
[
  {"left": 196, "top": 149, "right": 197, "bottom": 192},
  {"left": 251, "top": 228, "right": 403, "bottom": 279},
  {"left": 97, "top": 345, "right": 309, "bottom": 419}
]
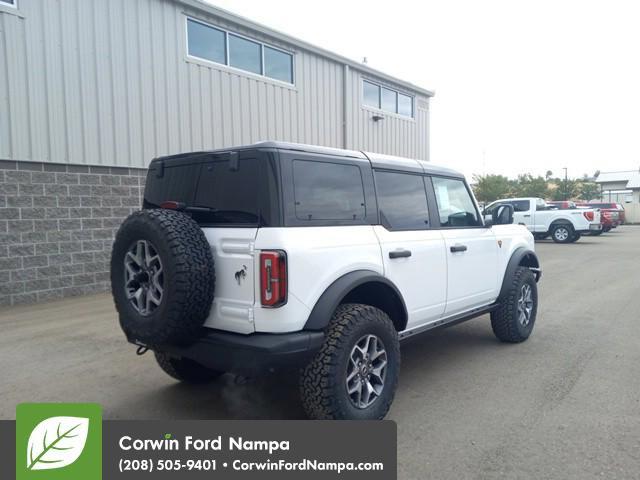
[{"left": 235, "top": 265, "right": 248, "bottom": 285}]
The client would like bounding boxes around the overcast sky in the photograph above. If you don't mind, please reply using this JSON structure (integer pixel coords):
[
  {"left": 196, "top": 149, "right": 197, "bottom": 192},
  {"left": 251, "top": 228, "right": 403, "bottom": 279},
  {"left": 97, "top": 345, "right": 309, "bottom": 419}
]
[{"left": 206, "top": 0, "right": 640, "bottom": 180}]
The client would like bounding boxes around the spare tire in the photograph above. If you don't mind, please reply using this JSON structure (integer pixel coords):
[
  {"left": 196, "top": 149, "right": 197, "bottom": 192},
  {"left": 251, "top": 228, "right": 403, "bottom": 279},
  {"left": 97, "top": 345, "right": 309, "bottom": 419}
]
[{"left": 110, "top": 209, "right": 215, "bottom": 346}]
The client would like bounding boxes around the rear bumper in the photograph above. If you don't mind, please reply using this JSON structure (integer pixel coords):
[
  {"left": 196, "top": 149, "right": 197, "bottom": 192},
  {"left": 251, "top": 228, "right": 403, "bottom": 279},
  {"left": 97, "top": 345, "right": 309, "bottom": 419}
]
[
  {"left": 146, "top": 329, "right": 325, "bottom": 375},
  {"left": 579, "top": 223, "right": 602, "bottom": 233}
]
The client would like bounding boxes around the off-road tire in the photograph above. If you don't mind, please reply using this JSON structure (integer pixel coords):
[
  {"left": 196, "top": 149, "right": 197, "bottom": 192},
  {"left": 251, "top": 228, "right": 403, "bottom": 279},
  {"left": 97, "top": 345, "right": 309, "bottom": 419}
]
[
  {"left": 551, "top": 224, "right": 574, "bottom": 243},
  {"left": 300, "top": 304, "right": 400, "bottom": 420},
  {"left": 154, "top": 351, "right": 224, "bottom": 383},
  {"left": 491, "top": 267, "right": 537, "bottom": 343},
  {"left": 111, "top": 209, "right": 215, "bottom": 346}
]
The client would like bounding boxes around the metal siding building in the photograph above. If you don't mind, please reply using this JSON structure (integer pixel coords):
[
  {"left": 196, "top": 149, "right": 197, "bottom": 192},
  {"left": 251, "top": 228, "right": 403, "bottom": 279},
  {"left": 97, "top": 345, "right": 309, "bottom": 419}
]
[
  {"left": 1, "top": 0, "right": 432, "bottom": 167},
  {"left": 0, "top": 0, "right": 432, "bottom": 306}
]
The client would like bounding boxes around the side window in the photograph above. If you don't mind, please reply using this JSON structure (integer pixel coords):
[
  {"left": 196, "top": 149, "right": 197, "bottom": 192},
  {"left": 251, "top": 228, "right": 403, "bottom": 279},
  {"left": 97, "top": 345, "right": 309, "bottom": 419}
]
[
  {"left": 293, "top": 160, "right": 366, "bottom": 221},
  {"left": 535, "top": 199, "right": 547, "bottom": 211},
  {"left": 375, "top": 171, "right": 430, "bottom": 230},
  {"left": 513, "top": 200, "right": 530, "bottom": 212},
  {"left": 431, "top": 177, "right": 481, "bottom": 227}
]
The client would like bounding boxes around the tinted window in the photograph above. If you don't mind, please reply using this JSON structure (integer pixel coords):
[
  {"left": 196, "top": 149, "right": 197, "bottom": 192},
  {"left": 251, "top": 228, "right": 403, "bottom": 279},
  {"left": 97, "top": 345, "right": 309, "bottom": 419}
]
[
  {"left": 187, "top": 19, "right": 226, "bottom": 64},
  {"left": 144, "top": 154, "right": 279, "bottom": 226},
  {"left": 375, "top": 171, "right": 429, "bottom": 230},
  {"left": 363, "top": 81, "right": 380, "bottom": 108},
  {"left": 398, "top": 93, "right": 413, "bottom": 117},
  {"left": 293, "top": 160, "right": 365, "bottom": 221},
  {"left": 264, "top": 46, "right": 293, "bottom": 83},
  {"left": 431, "top": 177, "right": 480, "bottom": 227},
  {"left": 381, "top": 87, "right": 397, "bottom": 112},
  {"left": 229, "top": 34, "right": 262, "bottom": 74}
]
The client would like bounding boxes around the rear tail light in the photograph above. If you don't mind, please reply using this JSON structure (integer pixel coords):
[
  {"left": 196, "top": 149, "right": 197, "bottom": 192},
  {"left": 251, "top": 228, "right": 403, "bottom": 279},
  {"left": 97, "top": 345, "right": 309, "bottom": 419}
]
[
  {"left": 583, "top": 211, "right": 594, "bottom": 221},
  {"left": 160, "top": 200, "right": 185, "bottom": 210},
  {"left": 260, "top": 250, "right": 287, "bottom": 307}
]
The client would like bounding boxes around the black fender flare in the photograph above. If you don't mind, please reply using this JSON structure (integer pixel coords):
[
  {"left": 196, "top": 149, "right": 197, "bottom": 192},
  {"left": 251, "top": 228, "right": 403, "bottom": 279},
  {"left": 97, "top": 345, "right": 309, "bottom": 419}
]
[
  {"left": 499, "top": 247, "right": 541, "bottom": 300},
  {"left": 303, "top": 270, "right": 408, "bottom": 331}
]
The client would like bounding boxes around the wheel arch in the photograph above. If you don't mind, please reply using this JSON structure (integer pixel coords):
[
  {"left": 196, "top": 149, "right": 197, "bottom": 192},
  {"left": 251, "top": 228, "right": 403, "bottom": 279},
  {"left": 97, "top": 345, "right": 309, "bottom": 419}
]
[
  {"left": 498, "top": 247, "right": 541, "bottom": 300},
  {"left": 303, "top": 270, "right": 408, "bottom": 332},
  {"left": 549, "top": 219, "right": 574, "bottom": 230}
]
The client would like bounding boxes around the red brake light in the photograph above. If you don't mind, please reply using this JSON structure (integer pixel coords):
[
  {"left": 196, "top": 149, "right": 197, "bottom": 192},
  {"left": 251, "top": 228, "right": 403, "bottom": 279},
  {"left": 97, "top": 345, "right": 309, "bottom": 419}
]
[
  {"left": 160, "top": 201, "right": 185, "bottom": 210},
  {"left": 260, "top": 250, "right": 287, "bottom": 307},
  {"left": 583, "top": 211, "right": 594, "bottom": 221}
]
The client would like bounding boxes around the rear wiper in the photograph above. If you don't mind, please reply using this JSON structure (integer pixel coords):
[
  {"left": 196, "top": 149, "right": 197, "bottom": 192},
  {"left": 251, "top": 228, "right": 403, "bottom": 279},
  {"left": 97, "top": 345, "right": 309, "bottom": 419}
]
[
  {"left": 184, "top": 205, "right": 219, "bottom": 213},
  {"left": 158, "top": 201, "right": 218, "bottom": 213}
]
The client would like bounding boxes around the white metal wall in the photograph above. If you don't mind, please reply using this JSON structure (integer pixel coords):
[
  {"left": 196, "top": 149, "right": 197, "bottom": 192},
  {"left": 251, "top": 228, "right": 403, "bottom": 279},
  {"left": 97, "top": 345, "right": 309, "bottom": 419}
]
[{"left": 0, "top": 0, "right": 430, "bottom": 168}]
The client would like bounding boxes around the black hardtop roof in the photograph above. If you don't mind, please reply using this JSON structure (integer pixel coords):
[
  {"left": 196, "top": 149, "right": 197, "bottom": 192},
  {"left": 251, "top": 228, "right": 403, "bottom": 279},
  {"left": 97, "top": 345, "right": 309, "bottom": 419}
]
[{"left": 152, "top": 141, "right": 465, "bottom": 179}]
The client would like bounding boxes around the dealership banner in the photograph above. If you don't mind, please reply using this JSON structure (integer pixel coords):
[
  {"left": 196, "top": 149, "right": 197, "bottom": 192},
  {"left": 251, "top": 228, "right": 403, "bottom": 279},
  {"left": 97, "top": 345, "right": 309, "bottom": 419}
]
[{"left": 2, "top": 404, "right": 396, "bottom": 479}]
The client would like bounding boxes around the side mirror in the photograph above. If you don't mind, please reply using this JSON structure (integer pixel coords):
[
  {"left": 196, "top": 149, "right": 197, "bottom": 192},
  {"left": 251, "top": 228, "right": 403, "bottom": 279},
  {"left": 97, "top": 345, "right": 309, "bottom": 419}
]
[{"left": 492, "top": 204, "right": 514, "bottom": 225}]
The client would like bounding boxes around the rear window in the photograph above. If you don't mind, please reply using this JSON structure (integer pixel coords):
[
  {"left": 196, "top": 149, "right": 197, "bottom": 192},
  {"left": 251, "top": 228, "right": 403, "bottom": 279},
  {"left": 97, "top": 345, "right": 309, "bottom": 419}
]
[
  {"left": 144, "top": 152, "right": 280, "bottom": 226},
  {"left": 292, "top": 160, "right": 366, "bottom": 221}
]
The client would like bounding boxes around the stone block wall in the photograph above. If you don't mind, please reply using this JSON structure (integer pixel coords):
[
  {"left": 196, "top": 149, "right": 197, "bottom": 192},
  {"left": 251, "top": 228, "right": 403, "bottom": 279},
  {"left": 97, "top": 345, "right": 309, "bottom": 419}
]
[{"left": 0, "top": 160, "right": 147, "bottom": 306}]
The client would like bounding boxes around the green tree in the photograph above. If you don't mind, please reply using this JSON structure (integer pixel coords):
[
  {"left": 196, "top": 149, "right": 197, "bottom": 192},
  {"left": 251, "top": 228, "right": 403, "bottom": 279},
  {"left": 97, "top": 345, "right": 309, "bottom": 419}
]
[
  {"left": 471, "top": 174, "right": 513, "bottom": 202},
  {"left": 578, "top": 181, "right": 600, "bottom": 201},
  {"left": 514, "top": 174, "right": 549, "bottom": 198},
  {"left": 550, "top": 178, "right": 580, "bottom": 200}
]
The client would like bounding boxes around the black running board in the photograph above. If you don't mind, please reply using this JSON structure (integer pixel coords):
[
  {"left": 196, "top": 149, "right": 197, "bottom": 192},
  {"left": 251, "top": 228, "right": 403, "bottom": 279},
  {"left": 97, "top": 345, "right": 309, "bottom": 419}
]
[{"left": 398, "top": 303, "right": 499, "bottom": 341}]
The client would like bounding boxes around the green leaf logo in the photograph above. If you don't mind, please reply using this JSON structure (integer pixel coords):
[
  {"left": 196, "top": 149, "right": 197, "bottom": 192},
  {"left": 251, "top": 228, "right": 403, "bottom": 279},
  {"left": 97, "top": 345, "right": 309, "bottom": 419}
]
[{"left": 26, "top": 416, "right": 89, "bottom": 471}]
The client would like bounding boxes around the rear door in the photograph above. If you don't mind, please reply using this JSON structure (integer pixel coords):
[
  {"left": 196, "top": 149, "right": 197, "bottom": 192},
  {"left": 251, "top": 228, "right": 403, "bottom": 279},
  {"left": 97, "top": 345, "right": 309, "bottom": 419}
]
[
  {"left": 512, "top": 200, "right": 533, "bottom": 229},
  {"left": 429, "top": 176, "right": 499, "bottom": 315},
  {"left": 144, "top": 150, "right": 280, "bottom": 333},
  {"left": 532, "top": 198, "right": 549, "bottom": 232},
  {"left": 373, "top": 170, "right": 447, "bottom": 329}
]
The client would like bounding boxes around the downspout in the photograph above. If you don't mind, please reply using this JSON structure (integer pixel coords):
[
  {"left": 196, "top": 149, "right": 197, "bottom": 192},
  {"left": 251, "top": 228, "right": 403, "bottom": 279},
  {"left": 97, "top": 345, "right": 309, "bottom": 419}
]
[{"left": 342, "top": 64, "right": 349, "bottom": 150}]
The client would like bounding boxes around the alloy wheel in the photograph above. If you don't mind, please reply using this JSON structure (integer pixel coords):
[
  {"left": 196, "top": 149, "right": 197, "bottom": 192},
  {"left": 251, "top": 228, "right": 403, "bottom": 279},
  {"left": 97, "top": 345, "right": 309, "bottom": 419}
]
[
  {"left": 554, "top": 227, "right": 569, "bottom": 241},
  {"left": 517, "top": 283, "right": 534, "bottom": 326},
  {"left": 124, "top": 240, "right": 164, "bottom": 316},
  {"left": 346, "top": 334, "right": 388, "bottom": 409}
]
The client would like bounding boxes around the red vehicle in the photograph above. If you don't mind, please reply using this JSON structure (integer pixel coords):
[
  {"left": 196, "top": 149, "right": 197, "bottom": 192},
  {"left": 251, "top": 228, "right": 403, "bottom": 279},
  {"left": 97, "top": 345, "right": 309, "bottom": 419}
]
[
  {"left": 585, "top": 202, "right": 626, "bottom": 224},
  {"left": 576, "top": 202, "right": 621, "bottom": 232}
]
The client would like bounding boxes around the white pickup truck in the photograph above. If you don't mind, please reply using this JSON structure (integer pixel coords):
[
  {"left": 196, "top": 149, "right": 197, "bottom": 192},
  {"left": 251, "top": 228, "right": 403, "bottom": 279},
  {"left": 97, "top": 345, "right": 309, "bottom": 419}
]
[{"left": 483, "top": 197, "right": 601, "bottom": 243}]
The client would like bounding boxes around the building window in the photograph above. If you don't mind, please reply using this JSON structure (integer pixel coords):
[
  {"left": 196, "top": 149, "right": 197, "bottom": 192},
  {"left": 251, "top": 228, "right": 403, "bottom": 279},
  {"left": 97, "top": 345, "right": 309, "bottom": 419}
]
[
  {"left": 362, "top": 80, "right": 413, "bottom": 118},
  {"left": 186, "top": 17, "right": 294, "bottom": 84},
  {"left": 363, "top": 81, "right": 380, "bottom": 108},
  {"left": 187, "top": 19, "right": 226, "bottom": 64},
  {"left": 228, "top": 34, "right": 262, "bottom": 74},
  {"left": 264, "top": 46, "right": 293, "bottom": 83},
  {"left": 398, "top": 93, "right": 413, "bottom": 117}
]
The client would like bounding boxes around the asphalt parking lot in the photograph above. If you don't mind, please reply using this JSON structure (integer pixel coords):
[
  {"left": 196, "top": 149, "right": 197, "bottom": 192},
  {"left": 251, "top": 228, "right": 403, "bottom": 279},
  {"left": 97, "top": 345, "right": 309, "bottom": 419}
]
[{"left": 1, "top": 227, "right": 639, "bottom": 479}]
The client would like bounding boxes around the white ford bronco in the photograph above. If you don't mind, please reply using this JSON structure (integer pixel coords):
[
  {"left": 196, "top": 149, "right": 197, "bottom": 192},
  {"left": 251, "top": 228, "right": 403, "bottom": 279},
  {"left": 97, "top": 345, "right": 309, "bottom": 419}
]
[{"left": 111, "top": 142, "right": 541, "bottom": 420}]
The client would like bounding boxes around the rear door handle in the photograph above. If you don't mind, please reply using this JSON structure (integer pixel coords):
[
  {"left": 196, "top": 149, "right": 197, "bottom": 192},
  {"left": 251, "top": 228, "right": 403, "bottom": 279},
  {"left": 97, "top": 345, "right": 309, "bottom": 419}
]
[
  {"left": 523, "top": 214, "right": 531, "bottom": 217},
  {"left": 389, "top": 249, "right": 412, "bottom": 259},
  {"left": 450, "top": 244, "right": 468, "bottom": 253}
]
